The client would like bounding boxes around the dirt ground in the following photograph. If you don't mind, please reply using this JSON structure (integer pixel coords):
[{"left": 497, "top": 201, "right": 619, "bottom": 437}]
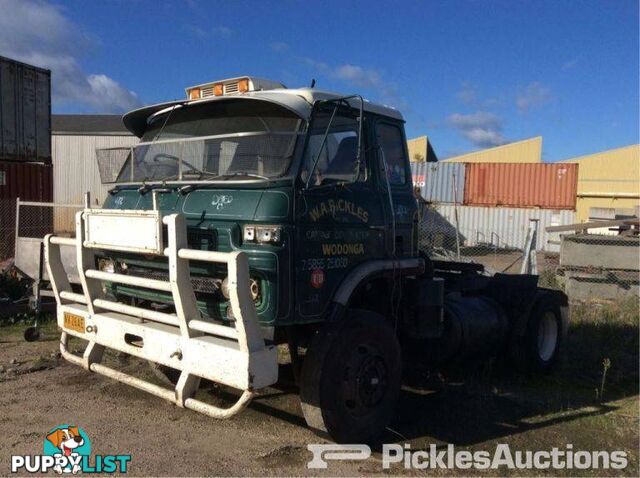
[{"left": 0, "top": 322, "right": 638, "bottom": 477}]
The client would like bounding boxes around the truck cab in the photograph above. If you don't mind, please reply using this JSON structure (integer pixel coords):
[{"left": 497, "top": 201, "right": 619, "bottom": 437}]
[
  {"left": 98, "top": 78, "right": 419, "bottom": 334},
  {"left": 46, "top": 76, "right": 567, "bottom": 444}
]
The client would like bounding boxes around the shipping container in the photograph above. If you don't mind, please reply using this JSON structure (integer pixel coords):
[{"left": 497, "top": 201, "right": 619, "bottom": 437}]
[
  {"left": 0, "top": 56, "right": 51, "bottom": 163},
  {"left": 411, "top": 162, "right": 465, "bottom": 203},
  {"left": 464, "top": 162, "right": 578, "bottom": 209},
  {"left": 425, "top": 203, "right": 575, "bottom": 252},
  {"left": 0, "top": 160, "right": 53, "bottom": 258}
]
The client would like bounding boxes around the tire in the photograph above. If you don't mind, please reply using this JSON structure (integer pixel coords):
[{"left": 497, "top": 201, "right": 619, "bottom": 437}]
[
  {"left": 299, "top": 310, "right": 402, "bottom": 443},
  {"left": 523, "top": 294, "right": 563, "bottom": 373}
]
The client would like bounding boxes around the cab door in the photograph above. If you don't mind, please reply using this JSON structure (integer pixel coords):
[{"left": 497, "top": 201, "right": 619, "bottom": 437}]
[
  {"left": 374, "top": 119, "right": 417, "bottom": 258},
  {"left": 294, "top": 105, "right": 386, "bottom": 321}
]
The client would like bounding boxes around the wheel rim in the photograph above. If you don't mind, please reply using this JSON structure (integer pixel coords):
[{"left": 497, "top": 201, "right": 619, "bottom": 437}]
[
  {"left": 343, "top": 344, "right": 388, "bottom": 415},
  {"left": 537, "top": 311, "right": 558, "bottom": 362}
]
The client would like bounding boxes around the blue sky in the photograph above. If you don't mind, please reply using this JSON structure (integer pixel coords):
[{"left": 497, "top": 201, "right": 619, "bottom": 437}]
[{"left": 1, "top": 0, "right": 637, "bottom": 161}]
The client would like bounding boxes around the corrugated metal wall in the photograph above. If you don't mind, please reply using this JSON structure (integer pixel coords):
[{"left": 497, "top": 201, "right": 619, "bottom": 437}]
[
  {"left": 52, "top": 133, "right": 138, "bottom": 231},
  {"left": 407, "top": 136, "right": 427, "bottom": 162},
  {"left": 560, "top": 144, "right": 640, "bottom": 222},
  {"left": 464, "top": 162, "right": 578, "bottom": 209},
  {"left": 428, "top": 204, "right": 575, "bottom": 251},
  {"left": 445, "top": 136, "right": 542, "bottom": 163},
  {"left": 411, "top": 162, "right": 465, "bottom": 203},
  {"left": 0, "top": 56, "right": 51, "bottom": 163}
]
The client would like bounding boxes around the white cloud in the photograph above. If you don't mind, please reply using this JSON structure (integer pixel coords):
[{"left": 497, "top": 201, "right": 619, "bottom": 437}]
[
  {"left": 212, "top": 25, "right": 232, "bottom": 38},
  {"left": 0, "top": 0, "right": 141, "bottom": 113},
  {"left": 562, "top": 58, "right": 579, "bottom": 71},
  {"left": 184, "top": 24, "right": 209, "bottom": 40},
  {"left": 299, "top": 57, "right": 404, "bottom": 108},
  {"left": 86, "top": 75, "right": 141, "bottom": 112},
  {"left": 456, "top": 81, "right": 502, "bottom": 108},
  {"left": 456, "top": 81, "right": 477, "bottom": 105},
  {"left": 269, "top": 41, "right": 289, "bottom": 52},
  {"left": 448, "top": 111, "right": 501, "bottom": 130},
  {"left": 333, "top": 64, "right": 382, "bottom": 89},
  {"left": 447, "top": 111, "right": 507, "bottom": 148},
  {"left": 516, "top": 82, "right": 553, "bottom": 112}
]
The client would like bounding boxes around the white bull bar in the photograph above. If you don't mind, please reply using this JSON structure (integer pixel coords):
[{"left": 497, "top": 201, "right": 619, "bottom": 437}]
[{"left": 45, "top": 209, "right": 278, "bottom": 418}]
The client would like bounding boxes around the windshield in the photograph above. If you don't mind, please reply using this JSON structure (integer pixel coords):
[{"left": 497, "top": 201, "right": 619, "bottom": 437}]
[{"left": 97, "top": 99, "right": 304, "bottom": 183}]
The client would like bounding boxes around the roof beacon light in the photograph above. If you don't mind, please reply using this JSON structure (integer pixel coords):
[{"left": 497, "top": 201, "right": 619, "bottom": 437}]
[{"left": 185, "top": 76, "right": 286, "bottom": 100}]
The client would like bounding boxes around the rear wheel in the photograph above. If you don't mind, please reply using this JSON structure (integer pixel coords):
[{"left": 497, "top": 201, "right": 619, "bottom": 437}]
[
  {"left": 299, "top": 310, "right": 401, "bottom": 443},
  {"left": 523, "top": 294, "right": 563, "bottom": 373}
]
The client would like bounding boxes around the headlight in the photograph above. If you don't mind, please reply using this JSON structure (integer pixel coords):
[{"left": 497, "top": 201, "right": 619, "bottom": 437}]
[
  {"left": 243, "top": 225, "right": 282, "bottom": 244},
  {"left": 220, "top": 276, "right": 260, "bottom": 302},
  {"left": 221, "top": 276, "right": 230, "bottom": 299}
]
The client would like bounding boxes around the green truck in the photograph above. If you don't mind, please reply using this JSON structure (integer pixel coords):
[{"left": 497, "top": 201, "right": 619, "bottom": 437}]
[{"left": 45, "top": 76, "right": 568, "bottom": 443}]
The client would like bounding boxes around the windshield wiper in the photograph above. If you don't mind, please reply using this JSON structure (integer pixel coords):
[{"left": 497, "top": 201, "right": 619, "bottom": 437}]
[{"left": 218, "top": 171, "right": 270, "bottom": 180}]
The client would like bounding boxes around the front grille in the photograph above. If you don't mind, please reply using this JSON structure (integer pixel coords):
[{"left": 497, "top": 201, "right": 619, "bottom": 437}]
[{"left": 126, "top": 267, "right": 222, "bottom": 294}]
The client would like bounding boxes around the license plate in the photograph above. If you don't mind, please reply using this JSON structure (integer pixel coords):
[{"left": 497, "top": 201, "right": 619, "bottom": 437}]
[{"left": 63, "top": 312, "right": 85, "bottom": 333}]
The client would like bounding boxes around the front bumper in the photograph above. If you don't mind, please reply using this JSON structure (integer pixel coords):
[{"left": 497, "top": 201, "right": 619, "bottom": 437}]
[{"left": 46, "top": 209, "right": 278, "bottom": 418}]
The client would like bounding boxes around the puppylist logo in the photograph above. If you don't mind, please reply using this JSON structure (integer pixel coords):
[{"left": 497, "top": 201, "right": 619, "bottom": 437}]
[{"left": 11, "top": 425, "right": 131, "bottom": 474}]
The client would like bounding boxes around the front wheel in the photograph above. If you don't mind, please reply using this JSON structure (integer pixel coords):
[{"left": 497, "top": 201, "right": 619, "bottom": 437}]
[{"left": 299, "top": 310, "right": 402, "bottom": 443}]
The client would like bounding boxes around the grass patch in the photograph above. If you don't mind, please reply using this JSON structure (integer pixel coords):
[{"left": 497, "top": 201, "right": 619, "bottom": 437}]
[{"left": 563, "top": 297, "right": 639, "bottom": 400}]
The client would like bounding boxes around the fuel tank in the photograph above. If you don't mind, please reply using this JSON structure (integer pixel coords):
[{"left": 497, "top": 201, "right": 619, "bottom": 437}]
[{"left": 431, "top": 293, "right": 510, "bottom": 364}]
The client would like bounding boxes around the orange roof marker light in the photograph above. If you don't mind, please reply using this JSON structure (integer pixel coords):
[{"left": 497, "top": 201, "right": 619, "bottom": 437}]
[{"left": 184, "top": 76, "right": 286, "bottom": 100}]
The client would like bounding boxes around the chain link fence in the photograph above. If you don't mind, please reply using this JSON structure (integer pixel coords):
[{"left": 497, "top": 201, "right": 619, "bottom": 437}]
[
  {"left": 1, "top": 199, "right": 19, "bottom": 260},
  {"left": 0, "top": 199, "right": 83, "bottom": 261},
  {"left": 418, "top": 203, "right": 573, "bottom": 288},
  {"left": 416, "top": 200, "right": 639, "bottom": 299},
  {"left": 417, "top": 202, "right": 559, "bottom": 274}
]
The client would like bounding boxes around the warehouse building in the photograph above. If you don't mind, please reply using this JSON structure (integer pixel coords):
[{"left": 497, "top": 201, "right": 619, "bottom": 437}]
[
  {"left": 51, "top": 114, "right": 137, "bottom": 231},
  {"left": 407, "top": 136, "right": 438, "bottom": 162},
  {"left": 444, "top": 136, "right": 542, "bottom": 163},
  {"left": 560, "top": 144, "right": 640, "bottom": 223}
]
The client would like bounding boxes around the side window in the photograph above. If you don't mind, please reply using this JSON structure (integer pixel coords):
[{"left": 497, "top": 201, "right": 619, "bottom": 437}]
[
  {"left": 376, "top": 123, "right": 408, "bottom": 186},
  {"left": 301, "top": 110, "right": 364, "bottom": 186}
]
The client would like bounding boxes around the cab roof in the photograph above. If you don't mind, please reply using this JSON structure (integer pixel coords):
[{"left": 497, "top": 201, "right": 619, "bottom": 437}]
[{"left": 122, "top": 87, "right": 403, "bottom": 138}]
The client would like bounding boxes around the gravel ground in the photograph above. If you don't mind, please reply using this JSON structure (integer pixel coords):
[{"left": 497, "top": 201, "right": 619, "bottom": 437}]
[{"left": 0, "top": 324, "right": 637, "bottom": 477}]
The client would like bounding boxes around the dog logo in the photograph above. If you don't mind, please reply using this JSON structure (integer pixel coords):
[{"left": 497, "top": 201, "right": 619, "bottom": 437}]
[
  {"left": 11, "top": 424, "right": 131, "bottom": 474},
  {"left": 44, "top": 425, "right": 91, "bottom": 474}
]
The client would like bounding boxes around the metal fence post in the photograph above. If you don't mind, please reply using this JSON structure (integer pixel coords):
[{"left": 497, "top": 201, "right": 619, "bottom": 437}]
[
  {"left": 521, "top": 219, "right": 539, "bottom": 274},
  {"left": 13, "top": 197, "right": 20, "bottom": 258}
]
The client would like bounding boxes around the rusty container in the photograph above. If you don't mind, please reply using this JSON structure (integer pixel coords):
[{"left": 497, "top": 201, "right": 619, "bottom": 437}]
[
  {"left": 0, "top": 160, "right": 53, "bottom": 258},
  {"left": 464, "top": 162, "right": 578, "bottom": 209}
]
